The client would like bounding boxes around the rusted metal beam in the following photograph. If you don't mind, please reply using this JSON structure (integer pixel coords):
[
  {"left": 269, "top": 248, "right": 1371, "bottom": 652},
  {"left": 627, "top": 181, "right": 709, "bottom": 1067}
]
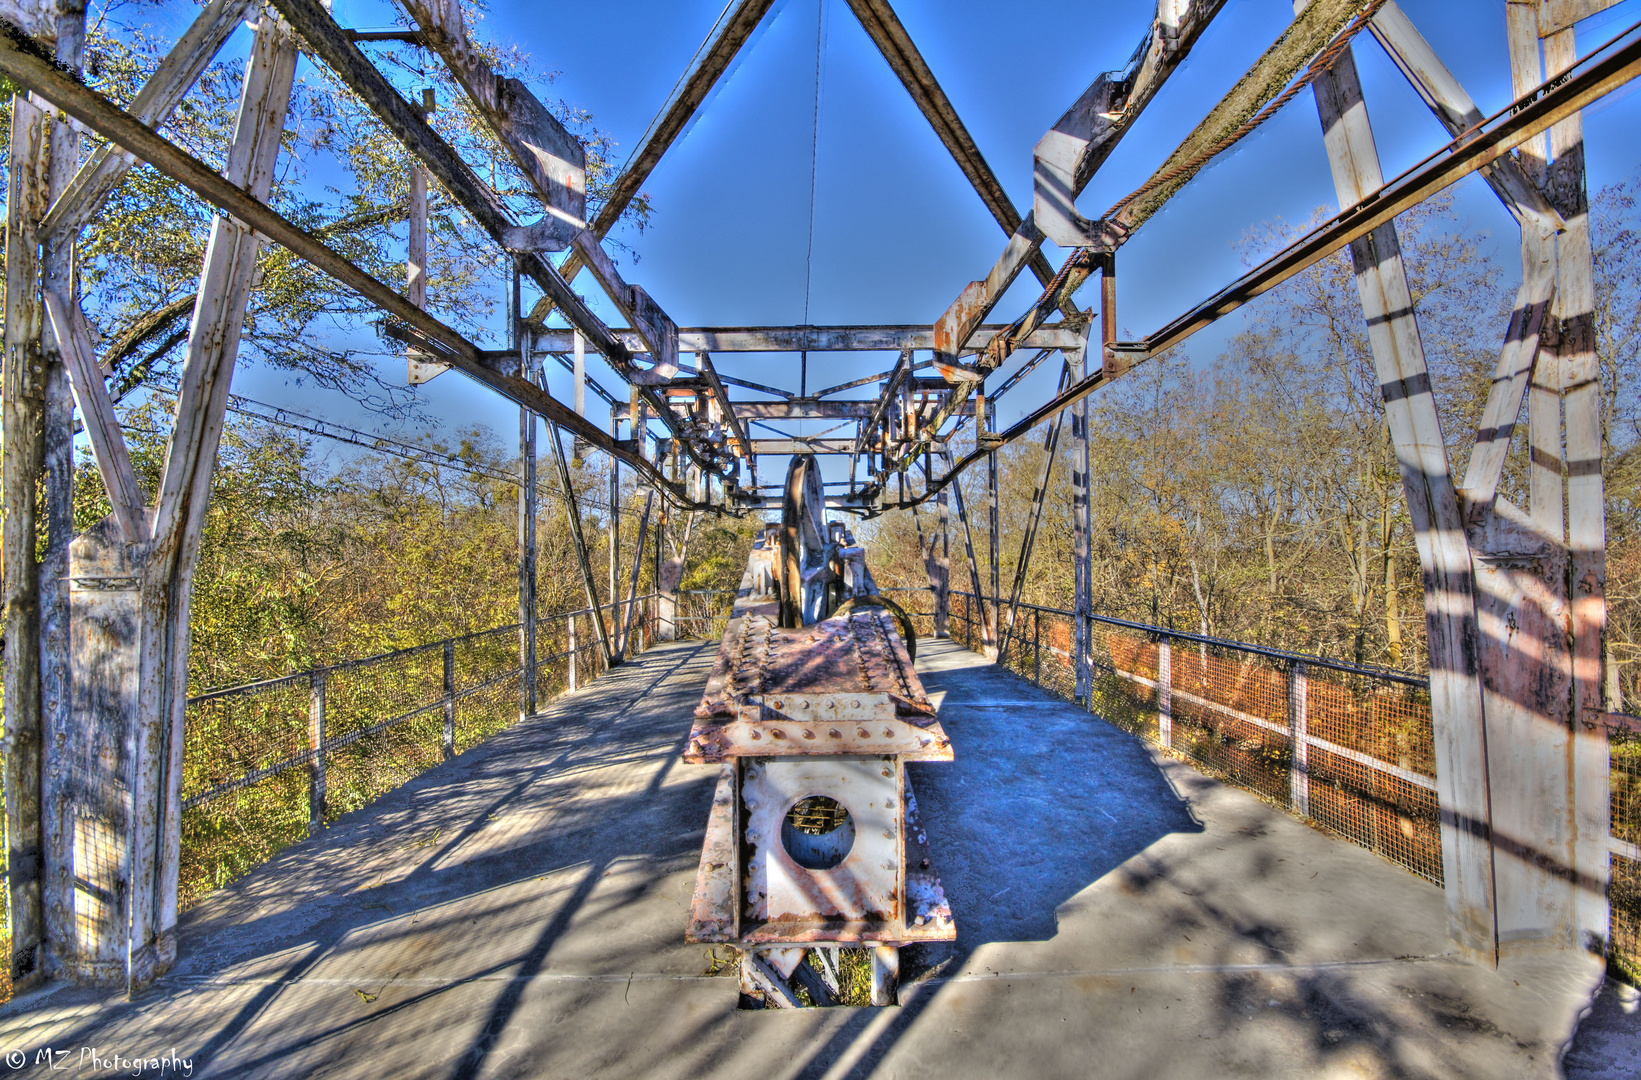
[
  {"left": 554, "top": 0, "right": 778, "bottom": 291},
  {"left": 946, "top": 20, "right": 1641, "bottom": 447},
  {"left": 933, "top": 0, "right": 1228, "bottom": 381},
  {"left": 545, "top": 417, "right": 615, "bottom": 668},
  {"left": 531, "top": 323, "right": 1083, "bottom": 355},
  {"left": 1107, "top": 0, "right": 1373, "bottom": 240},
  {"left": 841, "top": 0, "right": 1059, "bottom": 292},
  {"left": 1367, "top": 2, "right": 1560, "bottom": 231},
  {"left": 0, "top": 29, "right": 725, "bottom": 512},
  {"left": 264, "top": 0, "right": 724, "bottom": 479},
  {"left": 882, "top": 21, "right": 1641, "bottom": 515},
  {"left": 398, "top": 0, "right": 585, "bottom": 248},
  {"left": 39, "top": 0, "right": 258, "bottom": 242},
  {"left": 1034, "top": 0, "right": 1228, "bottom": 248},
  {"left": 1305, "top": 15, "right": 1497, "bottom": 961}
]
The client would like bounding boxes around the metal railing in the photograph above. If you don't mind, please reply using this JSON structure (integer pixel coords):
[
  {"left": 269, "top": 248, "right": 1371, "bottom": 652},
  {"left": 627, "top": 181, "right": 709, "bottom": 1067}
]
[
  {"left": 673, "top": 589, "right": 738, "bottom": 640},
  {"left": 180, "top": 596, "right": 656, "bottom": 907},
  {"left": 948, "top": 589, "right": 1641, "bottom": 980}
]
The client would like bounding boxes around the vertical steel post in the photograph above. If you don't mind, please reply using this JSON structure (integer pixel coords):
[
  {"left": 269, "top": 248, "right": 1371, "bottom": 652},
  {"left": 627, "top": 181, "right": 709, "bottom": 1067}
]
[
  {"left": 443, "top": 638, "right": 456, "bottom": 759},
  {"left": 947, "top": 450, "right": 993, "bottom": 653},
  {"left": 987, "top": 398, "right": 999, "bottom": 644},
  {"left": 568, "top": 613, "right": 578, "bottom": 692},
  {"left": 547, "top": 413, "right": 615, "bottom": 667},
  {"left": 933, "top": 482, "right": 951, "bottom": 637},
  {"left": 39, "top": 5, "right": 85, "bottom": 979},
  {"left": 5, "top": 94, "right": 51, "bottom": 987},
  {"left": 1157, "top": 636, "right": 1173, "bottom": 750},
  {"left": 870, "top": 945, "right": 899, "bottom": 1007},
  {"left": 1071, "top": 326, "right": 1094, "bottom": 703},
  {"left": 1034, "top": 608, "right": 1042, "bottom": 686},
  {"left": 609, "top": 416, "right": 620, "bottom": 650},
  {"left": 515, "top": 265, "right": 538, "bottom": 719},
  {"left": 1288, "top": 662, "right": 1309, "bottom": 817},
  {"left": 308, "top": 671, "right": 327, "bottom": 833}
]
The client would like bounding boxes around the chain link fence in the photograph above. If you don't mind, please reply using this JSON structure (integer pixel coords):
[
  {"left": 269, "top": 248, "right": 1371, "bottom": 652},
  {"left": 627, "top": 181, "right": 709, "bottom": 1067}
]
[
  {"left": 950, "top": 590, "right": 1639, "bottom": 979},
  {"left": 179, "top": 596, "right": 655, "bottom": 908}
]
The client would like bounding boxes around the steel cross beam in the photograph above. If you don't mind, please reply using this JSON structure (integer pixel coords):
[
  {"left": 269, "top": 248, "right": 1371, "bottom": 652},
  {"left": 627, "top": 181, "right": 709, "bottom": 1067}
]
[
  {"left": 530, "top": 324, "right": 1084, "bottom": 355},
  {"left": 842, "top": 0, "right": 1061, "bottom": 295},
  {"left": 878, "top": 20, "right": 1641, "bottom": 510},
  {"left": 0, "top": 26, "right": 725, "bottom": 514},
  {"left": 556, "top": 0, "right": 777, "bottom": 285},
  {"left": 266, "top": 0, "right": 729, "bottom": 488}
]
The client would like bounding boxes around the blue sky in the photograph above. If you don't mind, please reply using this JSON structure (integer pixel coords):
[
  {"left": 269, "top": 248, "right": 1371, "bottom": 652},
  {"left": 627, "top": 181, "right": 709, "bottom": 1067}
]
[{"left": 175, "top": 0, "right": 1641, "bottom": 474}]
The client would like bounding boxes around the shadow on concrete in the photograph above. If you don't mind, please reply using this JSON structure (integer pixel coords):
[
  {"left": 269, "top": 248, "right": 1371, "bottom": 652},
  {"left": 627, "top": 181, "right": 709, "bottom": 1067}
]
[
  {"left": 908, "top": 648, "right": 1202, "bottom": 954},
  {"left": 0, "top": 639, "right": 1609, "bottom": 1080}
]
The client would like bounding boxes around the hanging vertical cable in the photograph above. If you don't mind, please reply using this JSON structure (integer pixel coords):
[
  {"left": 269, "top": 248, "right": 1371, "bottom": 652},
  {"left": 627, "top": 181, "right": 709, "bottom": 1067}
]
[{"left": 800, "top": 0, "right": 828, "bottom": 399}]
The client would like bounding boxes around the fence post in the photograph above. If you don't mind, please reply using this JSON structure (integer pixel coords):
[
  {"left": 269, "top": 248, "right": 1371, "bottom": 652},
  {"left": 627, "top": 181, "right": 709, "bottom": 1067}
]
[
  {"left": 1288, "top": 661, "right": 1309, "bottom": 818},
  {"left": 1157, "top": 635, "right": 1173, "bottom": 750},
  {"left": 568, "top": 613, "right": 578, "bottom": 692},
  {"left": 443, "top": 639, "right": 456, "bottom": 761},
  {"left": 308, "top": 671, "right": 327, "bottom": 834},
  {"left": 1033, "top": 608, "right": 1042, "bottom": 686}
]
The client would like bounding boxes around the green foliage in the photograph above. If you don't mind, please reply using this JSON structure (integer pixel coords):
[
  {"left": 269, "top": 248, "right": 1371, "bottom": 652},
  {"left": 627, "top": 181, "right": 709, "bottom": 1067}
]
[
  {"left": 2, "top": 1, "right": 649, "bottom": 413},
  {"left": 869, "top": 183, "right": 1641, "bottom": 677}
]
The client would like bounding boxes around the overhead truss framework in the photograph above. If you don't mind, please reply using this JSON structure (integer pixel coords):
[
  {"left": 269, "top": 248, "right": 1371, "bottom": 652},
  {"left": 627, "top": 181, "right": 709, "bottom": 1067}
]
[{"left": 0, "top": 0, "right": 1634, "bottom": 989}]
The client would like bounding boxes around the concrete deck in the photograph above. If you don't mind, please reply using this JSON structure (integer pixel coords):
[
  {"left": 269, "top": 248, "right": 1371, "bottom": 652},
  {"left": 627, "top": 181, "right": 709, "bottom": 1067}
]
[{"left": 0, "top": 638, "right": 1631, "bottom": 1079}]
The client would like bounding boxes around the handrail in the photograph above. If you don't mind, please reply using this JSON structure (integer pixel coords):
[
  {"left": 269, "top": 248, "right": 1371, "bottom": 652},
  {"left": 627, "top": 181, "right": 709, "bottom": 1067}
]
[
  {"left": 188, "top": 595, "right": 657, "bottom": 704},
  {"left": 952, "top": 589, "right": 1429, "bottom": 689}
]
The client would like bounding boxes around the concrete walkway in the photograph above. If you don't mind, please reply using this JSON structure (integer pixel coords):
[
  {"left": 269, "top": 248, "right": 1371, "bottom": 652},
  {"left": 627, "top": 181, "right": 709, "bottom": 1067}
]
[{"left": 0, "top": 639, "right": 1630, "bottom": 1079}]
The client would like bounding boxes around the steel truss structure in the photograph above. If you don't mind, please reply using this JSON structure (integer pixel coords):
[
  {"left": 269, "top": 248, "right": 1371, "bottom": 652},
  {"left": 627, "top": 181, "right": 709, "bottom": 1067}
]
[{"left": 0, "top": 0, "right": 1634, "bottom": 994}]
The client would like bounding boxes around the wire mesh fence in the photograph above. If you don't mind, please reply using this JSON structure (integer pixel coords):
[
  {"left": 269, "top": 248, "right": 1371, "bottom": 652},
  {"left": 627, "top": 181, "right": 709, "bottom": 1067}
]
[
  {"left": 1614, "top": 725, "right": 1641, "bottom": 984},
  {"left": 674, "top": 589, "right": 737, "bottom": 640},
  {"left": 952, "top": 589, "right": 1641, "bottom": 978},
  {"left": 951, "top": 590, "right": 1440, "bottom": 886},
  {"left": 179, "top": 596, "right": 655, "bottom": 908}
]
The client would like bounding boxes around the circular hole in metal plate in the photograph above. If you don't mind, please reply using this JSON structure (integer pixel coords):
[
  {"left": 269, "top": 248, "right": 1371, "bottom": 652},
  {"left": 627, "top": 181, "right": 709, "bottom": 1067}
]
[{"left": 781, "top": 796, "right": 855, "bottom": 871}]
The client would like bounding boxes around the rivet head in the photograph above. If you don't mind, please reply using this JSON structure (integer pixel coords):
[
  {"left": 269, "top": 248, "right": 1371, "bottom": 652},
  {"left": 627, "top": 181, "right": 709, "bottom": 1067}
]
[
  {"left": 857, "top": 728, "right": 871, "bottom": 738},
  {"left": 800, "top": 700, "right": 810, "bottom": 710},
  {"left": 802, "top": 729, "right": 814, "bottom": 740},
  {"left": 829, "top": 729, "right": 842, "bottom": 739},
  {"left": 771, "top": 728, "right": 785, "bottom": 739},
  {"left": 852, "top": 700, "right": 860, "bottom": 708},
  {"left": 882, "top": 728, "right": 894, "bottom": 738},
  {"left": 750, "top": 730, "right": 762, "bottom": 740}
]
